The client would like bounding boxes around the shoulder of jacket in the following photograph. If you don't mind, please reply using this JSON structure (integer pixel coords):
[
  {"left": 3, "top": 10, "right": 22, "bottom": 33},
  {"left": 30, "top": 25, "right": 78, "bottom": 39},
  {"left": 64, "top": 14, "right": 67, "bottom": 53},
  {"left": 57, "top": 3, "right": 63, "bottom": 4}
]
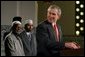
[
  {"left": 20, "top": 30, "right": 26, "bottom": 35},
  {"left": 4, "top": 31, "right": 12, "bottom": 41}
]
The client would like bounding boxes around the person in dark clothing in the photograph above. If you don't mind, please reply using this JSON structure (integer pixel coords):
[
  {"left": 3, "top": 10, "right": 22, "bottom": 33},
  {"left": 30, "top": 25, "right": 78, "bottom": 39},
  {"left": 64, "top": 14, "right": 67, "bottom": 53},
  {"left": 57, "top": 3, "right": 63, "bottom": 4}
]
[
  {"left": 36, "top": 5, "right": 80, "bottom": 56},
  {"left": 20, "top": 19, "right": 37, "bottom": 56}
]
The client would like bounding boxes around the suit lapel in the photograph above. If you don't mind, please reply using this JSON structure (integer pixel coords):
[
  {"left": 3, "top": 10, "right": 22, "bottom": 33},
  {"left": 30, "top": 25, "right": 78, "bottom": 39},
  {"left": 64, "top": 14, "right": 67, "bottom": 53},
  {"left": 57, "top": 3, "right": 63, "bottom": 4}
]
[
  {"left": 47, "top": 23, "right": 62, "bottom": 42},
  {"left": 45, "top": 20, "right": 62, "bottom": 42},
  {"left": 23, "top": 31, "right": 31, "bottom": 41},
  {"left": 47, "top": 24, "right": 57, "bottom": 41}
]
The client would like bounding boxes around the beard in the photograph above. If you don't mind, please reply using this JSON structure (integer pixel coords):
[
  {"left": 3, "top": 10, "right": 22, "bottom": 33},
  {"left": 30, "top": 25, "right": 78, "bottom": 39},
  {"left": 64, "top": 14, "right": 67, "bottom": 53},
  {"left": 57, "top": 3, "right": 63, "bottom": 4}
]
[
  {"left": 16, "top": 31, "right": 21, "bottom": 34},
  {"left": 15, "top": 29, "right": 23, "bottom": 35},
  {"left": 26, "top": 29, "right": 32, "bottom": 32}
]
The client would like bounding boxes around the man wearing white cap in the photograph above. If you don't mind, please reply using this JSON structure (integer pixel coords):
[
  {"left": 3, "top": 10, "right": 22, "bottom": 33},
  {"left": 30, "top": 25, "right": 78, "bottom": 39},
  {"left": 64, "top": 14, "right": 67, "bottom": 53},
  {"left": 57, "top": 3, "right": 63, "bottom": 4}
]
[
  {"left": 4, "top": 18, "right": 25, "bottom": 56},
  {"left": 3, "top": 16, "right": 22, "bottom": 40},
  {"left": 20, "top": 19, "right": 37, "bottom": 56}
]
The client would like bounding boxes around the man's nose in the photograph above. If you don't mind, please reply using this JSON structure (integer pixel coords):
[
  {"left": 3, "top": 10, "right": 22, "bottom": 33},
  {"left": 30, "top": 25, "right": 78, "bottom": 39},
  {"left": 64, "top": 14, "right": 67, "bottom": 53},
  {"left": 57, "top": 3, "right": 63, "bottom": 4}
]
[
  {"left": 18, "top": 27, "right": 22, "bottom": 30},
  {"left": 50, "top": 14, "right": 54, "bottom": 17}
]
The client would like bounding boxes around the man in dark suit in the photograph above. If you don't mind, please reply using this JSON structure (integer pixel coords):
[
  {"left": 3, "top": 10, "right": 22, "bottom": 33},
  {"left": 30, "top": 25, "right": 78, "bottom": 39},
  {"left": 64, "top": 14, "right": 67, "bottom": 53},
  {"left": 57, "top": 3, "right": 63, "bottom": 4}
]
[
  {"left": 20, "top": 19, "right": 37, "bottom": 56},
  {"left": 36, "top": 5, "right": 80, "bottom": 56}
]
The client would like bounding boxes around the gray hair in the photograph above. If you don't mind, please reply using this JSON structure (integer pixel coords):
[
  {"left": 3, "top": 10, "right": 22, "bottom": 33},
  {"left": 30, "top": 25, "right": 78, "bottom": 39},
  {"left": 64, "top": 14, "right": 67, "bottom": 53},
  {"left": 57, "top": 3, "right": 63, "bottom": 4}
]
[{"left": 47, "top": 5, "right": 61, "bottom": 16}]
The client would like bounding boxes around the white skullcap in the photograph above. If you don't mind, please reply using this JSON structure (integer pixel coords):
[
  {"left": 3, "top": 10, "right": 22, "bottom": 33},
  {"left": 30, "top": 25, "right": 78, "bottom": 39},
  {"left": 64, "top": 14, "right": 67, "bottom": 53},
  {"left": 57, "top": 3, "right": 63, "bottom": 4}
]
[
  {"left": 25, "top": 19, "right": 33, "bottom": 24},
  {"left": 12, "top": 21, "right": 21, "bottom": 26}
]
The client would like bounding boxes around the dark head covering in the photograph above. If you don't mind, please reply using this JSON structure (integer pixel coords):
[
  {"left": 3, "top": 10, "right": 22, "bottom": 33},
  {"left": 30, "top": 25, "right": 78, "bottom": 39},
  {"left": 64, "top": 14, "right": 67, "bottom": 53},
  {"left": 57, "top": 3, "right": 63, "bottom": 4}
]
[{"left": 12, "top": 16, "right": 22, "bottom": 22}]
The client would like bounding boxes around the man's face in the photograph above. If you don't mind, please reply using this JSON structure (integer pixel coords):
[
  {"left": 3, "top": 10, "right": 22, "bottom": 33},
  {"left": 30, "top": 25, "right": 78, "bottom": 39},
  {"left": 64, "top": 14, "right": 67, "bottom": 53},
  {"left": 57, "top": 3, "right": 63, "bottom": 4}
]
[
  {"left": 15, "top": 24, "right": 22, "bottom": 34},
  {"left": 25, "top": 23, "right": 33, "bottom": 32},
  {"left": 47, "top": 9, "right": 60, "bottom": 23}
]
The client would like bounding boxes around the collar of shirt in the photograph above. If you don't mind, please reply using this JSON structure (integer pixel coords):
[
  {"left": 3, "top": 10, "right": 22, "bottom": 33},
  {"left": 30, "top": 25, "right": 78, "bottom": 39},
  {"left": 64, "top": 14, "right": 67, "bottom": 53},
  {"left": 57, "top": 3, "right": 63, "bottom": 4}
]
[
  {"left": 52, "top": 23, "right": 56, "bottom": 27},
  {"left": 26, "top": 32, "right": 31, "bottom": 36}
]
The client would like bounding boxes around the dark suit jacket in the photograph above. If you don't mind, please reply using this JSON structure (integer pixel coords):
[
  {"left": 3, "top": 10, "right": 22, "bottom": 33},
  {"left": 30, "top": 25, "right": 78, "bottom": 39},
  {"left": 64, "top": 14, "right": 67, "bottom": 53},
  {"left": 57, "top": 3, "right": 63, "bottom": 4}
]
[
  {"left": 36, "top": 20, "right": 64, "bottom": 56},
  {"left": 20, "top": 30, "right": 37, "bottom": 56}
]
